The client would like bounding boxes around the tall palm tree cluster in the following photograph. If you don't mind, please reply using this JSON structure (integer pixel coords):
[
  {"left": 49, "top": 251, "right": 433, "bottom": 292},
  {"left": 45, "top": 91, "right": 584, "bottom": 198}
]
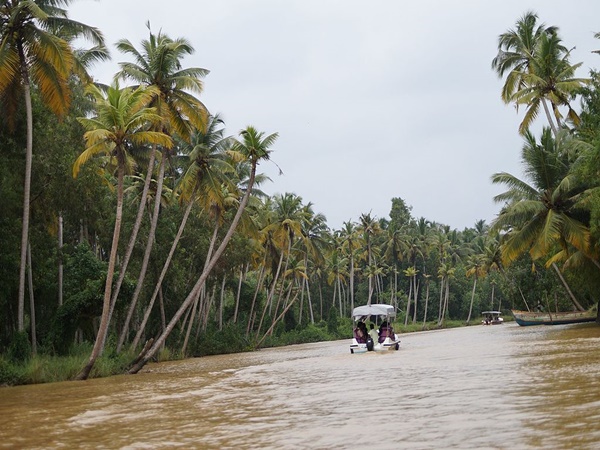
[
  {"left": 1, "top": 5, "right": 600, "bottom": 379},
  {"left": 490, "top": 11, "right": 600, "bottom": 316}
]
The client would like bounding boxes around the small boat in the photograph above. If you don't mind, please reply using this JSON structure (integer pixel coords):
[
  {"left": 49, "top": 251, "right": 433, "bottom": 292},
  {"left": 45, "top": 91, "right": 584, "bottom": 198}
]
[
  {"left": 350, "top": 303, "right": 400, "bottom": 354},
  {"left": 512, "top": 309, "right": 597, "bottom": 326},
  {"left": 481, "top": 311, "right": 504, "bottom": 325}
]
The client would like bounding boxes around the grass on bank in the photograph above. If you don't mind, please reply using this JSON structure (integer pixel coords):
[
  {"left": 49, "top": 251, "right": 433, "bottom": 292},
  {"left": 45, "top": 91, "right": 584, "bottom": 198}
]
[{"left": 1, "top": 317, "right": 493, "bottom": 387}]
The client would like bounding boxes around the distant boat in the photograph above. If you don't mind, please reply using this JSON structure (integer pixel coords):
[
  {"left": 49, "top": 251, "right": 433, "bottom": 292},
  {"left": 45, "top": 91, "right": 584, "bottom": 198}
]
[
  {"left": 511, "top": 309, "right": 597, "bottom": 326},
  {"left": 481, "top": 311, "right": 504, "bottom": 325}
]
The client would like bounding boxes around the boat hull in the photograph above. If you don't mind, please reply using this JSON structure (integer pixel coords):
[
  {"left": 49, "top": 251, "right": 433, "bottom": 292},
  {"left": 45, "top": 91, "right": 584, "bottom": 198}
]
[
  {"left": 512, "top": 310, "right": 597, "bottom": 326},
  {"left": 350, "top": 337, "right": 399, "bottom": 353}
]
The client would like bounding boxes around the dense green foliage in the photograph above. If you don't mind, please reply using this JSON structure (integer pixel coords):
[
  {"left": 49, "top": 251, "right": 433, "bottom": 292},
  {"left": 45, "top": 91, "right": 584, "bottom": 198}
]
[{"left": 1, "top": 8, "right": 600, "bottom": 385}]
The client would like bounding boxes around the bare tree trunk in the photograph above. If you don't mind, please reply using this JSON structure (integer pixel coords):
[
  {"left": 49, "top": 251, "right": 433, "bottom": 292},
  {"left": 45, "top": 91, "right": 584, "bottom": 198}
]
[
  {"left": 219, "top": 274, "right": 226, "bottom": 330},
  {"left": 27, "top": 242, "right": 36, "bottom": 355},
  {"left": 349, "top": 254, "right": 355, "bottom": 312},
  {"left": 17, "top": 66, "right": 33, "bottom": 333},
  {"left": 256, "top": 290, "right": 299, "bottom": 349},
  {"left": 437, "top": 277, "right": 445, "bottom": 323},
  {"left": 247, "top": 265, "right": 266, "bottom": 336},
  {"left": 466, "top": 276, "right": 477, "bottom": 324},
  {"left": 405, "top": 278, "right": 413, "bottom": 326},
  {"left": 233, "top": 265, "right": 246, "bottom": 323},
  {"left": 129, "top": 162, "right": 258, "bottom": 374},
  {"left": 412, "top": 275, "right": 420, "bottom": 324},
  {"left": 181, "top": 287, "right": 201, "bottom": 356},
  {"left": 422, "top": 281, "right": 430, "bottom": 330},
  {"left": 542, "top": 98, "right": 559, "bottom": 137},
  {"left": 58, "top": 212, "right": 63, "bottom": 307},
  {"left": 257, "top": 250, "right": 284, "bottom": 336},
  {"left": 181, "top": 219, "right": 220, "bottom": 355},
  {"left": 117, "top": 155, "right": 166, "bottom": 352},
  {"left": 130, "top": 198, "right": 195, "bottom": 351},
  {"left": 107, "top": 146, "right": 158, "bottom": 326},
  {"left": 438, "top": 281, "right": 447, "bottom": 327},
  {"left": 76, "top": 164, "right": 125, "bottom": 380},
  {"left": 552, "top": 263, "right": 585, "bottom": 311}
]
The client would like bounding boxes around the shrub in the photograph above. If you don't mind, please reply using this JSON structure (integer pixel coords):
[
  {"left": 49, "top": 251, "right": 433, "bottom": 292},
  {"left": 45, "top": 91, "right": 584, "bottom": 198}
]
[
  {"left": 7, "top": 331, "right": 31, "bottom": 363},
  {"left": 0, "top": 357, "right": 24, "bottom": 386}
]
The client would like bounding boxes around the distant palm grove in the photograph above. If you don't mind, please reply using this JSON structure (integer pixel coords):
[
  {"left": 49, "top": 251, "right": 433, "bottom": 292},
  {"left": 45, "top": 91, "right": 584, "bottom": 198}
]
[{"left": 2, "top": 5, "right": 600, "bottom": 382}]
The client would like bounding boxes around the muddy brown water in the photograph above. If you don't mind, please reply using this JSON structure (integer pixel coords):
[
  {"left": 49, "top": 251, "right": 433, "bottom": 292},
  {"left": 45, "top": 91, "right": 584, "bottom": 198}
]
[{"left": 1, "top": 322, "right": 600, "bottom": 449}]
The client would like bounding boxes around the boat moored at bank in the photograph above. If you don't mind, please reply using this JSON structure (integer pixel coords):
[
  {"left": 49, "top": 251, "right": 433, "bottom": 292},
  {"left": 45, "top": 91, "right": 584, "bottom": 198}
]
[{"left": 512, "top": 309, "right": 597, "bottom": 326}]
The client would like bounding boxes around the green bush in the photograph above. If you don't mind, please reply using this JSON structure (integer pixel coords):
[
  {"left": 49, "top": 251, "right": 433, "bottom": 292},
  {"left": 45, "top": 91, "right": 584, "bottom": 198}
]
[
  {"left": 7, "top": 331, "right": 31, "bottom": 363},
  {"left": 193, "top": 323, "right": 253, "bottom": 356},
  {"left": 0, "top": 357, "right": 24, "bottom": 386}
]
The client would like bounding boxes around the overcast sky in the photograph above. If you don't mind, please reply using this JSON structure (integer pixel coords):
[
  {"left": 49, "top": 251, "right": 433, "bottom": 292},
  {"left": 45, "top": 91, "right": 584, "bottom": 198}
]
[{"left": 69, "top": 0, "right": 600, "bottom": 231}]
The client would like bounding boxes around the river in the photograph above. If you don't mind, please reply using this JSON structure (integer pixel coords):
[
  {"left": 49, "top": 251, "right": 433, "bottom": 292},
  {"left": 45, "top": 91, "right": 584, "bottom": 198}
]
[{"left": 1, "top": 322, "right": 600, "bottom": 449}]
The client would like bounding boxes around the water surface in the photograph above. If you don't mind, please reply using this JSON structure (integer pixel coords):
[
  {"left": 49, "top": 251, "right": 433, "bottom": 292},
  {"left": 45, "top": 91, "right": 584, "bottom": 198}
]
[{"left": 1, "top": 322, "right": 599, "bottom": 449}]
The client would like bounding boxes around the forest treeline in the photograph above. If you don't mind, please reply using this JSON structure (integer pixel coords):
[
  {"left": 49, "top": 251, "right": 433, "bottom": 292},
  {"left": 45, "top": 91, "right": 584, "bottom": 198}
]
[{"left": 1, "top": 5, "right": 600, "bottom": 383}]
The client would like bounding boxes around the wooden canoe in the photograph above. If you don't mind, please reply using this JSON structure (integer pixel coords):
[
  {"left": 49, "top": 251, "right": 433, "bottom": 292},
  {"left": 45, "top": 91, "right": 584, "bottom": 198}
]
[{"left": 511, "top": 309, "right": 597, "bottom": 326}]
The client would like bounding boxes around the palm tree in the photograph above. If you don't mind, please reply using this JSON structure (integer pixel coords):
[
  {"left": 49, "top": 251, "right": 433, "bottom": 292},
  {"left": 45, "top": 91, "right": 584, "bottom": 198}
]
[
  {"left": 491, "top": 128, "right": 593, "bottom": 311},
  {"left": 359, "top": 213, "right": 380, "bottom": 305},
  {"left": 298, "top": 204, "right": 329, "bottom": 324},
  {"left": 72, "top": 82, "right": 172, "bottom": 380},
  {"left": 511, "top": 31, "right": 589, "bottom": 135},
  {"left": 110, "top": 26, "right": 209, "bottom": 334},
  {"left": 0, "top": 0, "right": 106, "bottom": 333},
  {"left": 128, "top": 126, "right": 277, "bottom": 374},
  {"left": 130, "top": 115, "right": 237, "bottom": 352},
  {"left": 492, "top": 11, "right": 587, "bottom": 136},
  {"left": 437, "top": 263, "right": 455, "bottom": 327},
  {"left": 382, "top": 225, "right": 407, "bottom": 310},
  {"left": 465, "top": 253, "right": 486, "bottom": 323},
  {"left": 255, "top": 193, "right": 306, "bottom": 336},
  {"left": 338, "top": 221, "right": 362, "bottom": 312},
  {"left": 492, "top": 11, "right": 560, "bottom": 104}
]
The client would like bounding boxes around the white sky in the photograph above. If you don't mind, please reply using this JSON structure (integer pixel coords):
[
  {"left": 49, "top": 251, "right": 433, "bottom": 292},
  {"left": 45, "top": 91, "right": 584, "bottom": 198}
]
[{"left": 69, "top": 0, "right": 600, "bottom": 231}]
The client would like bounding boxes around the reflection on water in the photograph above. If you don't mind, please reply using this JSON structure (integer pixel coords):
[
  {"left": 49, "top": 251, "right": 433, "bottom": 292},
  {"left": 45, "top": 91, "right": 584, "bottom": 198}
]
[{"left": 1, "top": 323, "right": 599, "bottom": 449}]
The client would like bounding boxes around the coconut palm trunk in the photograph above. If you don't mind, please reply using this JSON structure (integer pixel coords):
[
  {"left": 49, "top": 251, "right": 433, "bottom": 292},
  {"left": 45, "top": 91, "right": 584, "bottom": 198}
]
[
  {"left": 130, "top": 196, "right": 195, "bottom": 351},
  {"left": 466, "top": 275, "right": 477, "bottom": 324},
  {"left": 108, "top": 146, "right": 158, "bottom": 326},
  {"left": 128, "top": 151, "right": 263, "bottom": 374},
  {"left": 17, "top": 63, "right": 33, "bottom": 333},
  {"left": 552, "top": 263, "right": 585, "bottom": 311},
  {"left": 117, "top": 153, "right": 166, "bottom": 352},
  {"left": 422, "top": 279, "right": 430, "bottom": 329},
  {"left": 27, "top": 242, "right": 36, "bottom": 354},
  {"left": 76, "top": 164, "right": 125, "bottom": 380}
]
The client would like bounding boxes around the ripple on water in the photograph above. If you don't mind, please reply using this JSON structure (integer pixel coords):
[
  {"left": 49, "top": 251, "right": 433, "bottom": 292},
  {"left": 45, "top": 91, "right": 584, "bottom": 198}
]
[{"left": 2, "top": 323, "right": 600, "bottom": 449}]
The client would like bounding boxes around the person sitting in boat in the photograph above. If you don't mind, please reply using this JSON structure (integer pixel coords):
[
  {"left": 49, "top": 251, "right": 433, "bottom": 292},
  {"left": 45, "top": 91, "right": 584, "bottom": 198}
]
[
  {"left": 354, "top": 321, "right": 368, "bottom": 343},
  {"left": 368, "top": 323, "right": 379, "bottom": 342},
  {"left": 378, "top": 321, "right": 396, "bottom": 343}
]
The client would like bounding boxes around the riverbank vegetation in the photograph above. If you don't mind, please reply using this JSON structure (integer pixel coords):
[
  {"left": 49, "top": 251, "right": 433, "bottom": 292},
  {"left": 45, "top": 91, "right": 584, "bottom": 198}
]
[{"left": 2, "top": 5, "right": 600, "bottom": 386}]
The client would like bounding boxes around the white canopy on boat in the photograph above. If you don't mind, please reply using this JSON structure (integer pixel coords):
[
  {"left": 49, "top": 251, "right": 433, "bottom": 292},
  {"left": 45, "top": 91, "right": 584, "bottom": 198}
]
[{"left": 352, "top": 304, "right": 396, "bottom": 319}]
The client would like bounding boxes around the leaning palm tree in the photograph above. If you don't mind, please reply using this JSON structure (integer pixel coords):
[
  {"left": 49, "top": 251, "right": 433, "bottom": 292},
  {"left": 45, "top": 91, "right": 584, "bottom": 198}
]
[
  {"left": 110, "top": 26, "right": 209, "bottom": 335},
  {"left": 73, "top": 81, "right": 172, "bottom": 380},
  {"left": 0, "top": 0, "right": 106, "bottom": 333},
  {"left": 128, "top": 126, "right": 278, "bottom": 374},
  {"left": 128, "top": 114, "right": 235, "bottom": 352},
  {"left": 490, "top": 128, "right": 594, "bottom": 311}
]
